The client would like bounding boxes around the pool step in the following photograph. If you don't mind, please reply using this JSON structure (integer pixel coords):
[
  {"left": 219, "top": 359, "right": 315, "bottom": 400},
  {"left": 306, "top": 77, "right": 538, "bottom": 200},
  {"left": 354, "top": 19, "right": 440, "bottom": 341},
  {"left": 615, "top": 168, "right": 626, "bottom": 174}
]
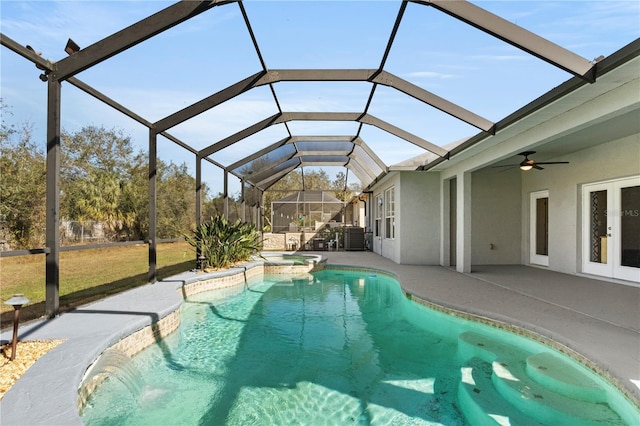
[
  {"left": 458, "top": 357, "right": 543, "bottom": 426},
  {"left": 458, "top": 331, "right": 528, "bottom": 364},
  {"left": 457, "top": 332, "right": 625, "bottom": 426},
  {"left": 526, "top": 352, "right": 606, "bottom": 403},
  {"left": 459, "top": 332, "right": 607, "bottom": 403},
  {"left": 492, "top": 359, "right": 624, "bottom": 425}
]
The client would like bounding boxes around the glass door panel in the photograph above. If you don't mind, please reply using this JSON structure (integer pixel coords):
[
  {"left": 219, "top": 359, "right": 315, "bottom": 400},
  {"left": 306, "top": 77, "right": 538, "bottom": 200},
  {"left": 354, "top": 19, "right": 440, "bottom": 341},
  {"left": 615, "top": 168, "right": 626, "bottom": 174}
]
[
  {"left": 589, "top": 189, "right": 608, "bottom": 264},
  {"left": 583, "top": 177, "right": 640, "bottom": 283},
  {"left": 582, "top": 182, "right": 613, "bottom": 277},
  {"left": 530, "top": 190, "right": 549, "bottom": 266},
  {"left": 614, "top": 183, "right": 640, "bottom": 282},
  {"left": 620, "top": 185, "right": 640, "bottom": 268},
  {"left": 536, "top": 197, "right": 549, "bottom": 256}
]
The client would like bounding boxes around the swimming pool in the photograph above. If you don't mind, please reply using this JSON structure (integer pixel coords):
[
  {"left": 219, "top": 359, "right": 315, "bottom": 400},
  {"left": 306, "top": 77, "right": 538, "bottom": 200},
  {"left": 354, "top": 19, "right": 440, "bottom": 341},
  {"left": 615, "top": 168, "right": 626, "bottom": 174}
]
[{"left": 81, "top": 269, "right": 639, "bottom": 425}]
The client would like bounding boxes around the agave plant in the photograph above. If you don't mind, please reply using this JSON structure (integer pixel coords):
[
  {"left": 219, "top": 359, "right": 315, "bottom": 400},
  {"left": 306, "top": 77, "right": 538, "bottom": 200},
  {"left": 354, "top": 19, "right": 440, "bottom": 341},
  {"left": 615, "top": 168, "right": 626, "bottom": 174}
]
[{"left": 185, "top": 215, "right": 262, "bottom": 270}]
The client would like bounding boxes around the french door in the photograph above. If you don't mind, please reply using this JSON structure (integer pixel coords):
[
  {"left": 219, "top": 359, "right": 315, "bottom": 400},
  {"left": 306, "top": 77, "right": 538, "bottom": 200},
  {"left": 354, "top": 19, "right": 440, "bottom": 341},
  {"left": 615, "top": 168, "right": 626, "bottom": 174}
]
[{"left": 582, "top": 176, "right": 640, "bottom": 282}]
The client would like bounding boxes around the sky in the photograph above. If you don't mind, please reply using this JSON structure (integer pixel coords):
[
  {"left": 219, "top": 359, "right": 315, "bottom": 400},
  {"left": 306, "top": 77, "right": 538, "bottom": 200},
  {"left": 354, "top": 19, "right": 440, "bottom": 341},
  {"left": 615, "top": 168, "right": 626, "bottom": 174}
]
[{"left": 1, "top": 0, "right": 639, "bottom": 195}]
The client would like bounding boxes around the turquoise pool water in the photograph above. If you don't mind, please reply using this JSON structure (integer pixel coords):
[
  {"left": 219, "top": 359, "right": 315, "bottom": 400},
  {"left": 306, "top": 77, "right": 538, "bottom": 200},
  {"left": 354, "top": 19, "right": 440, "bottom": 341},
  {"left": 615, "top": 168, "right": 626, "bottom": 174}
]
[{"left": 81, "top": 269, "right": 638, "bottom": 425}]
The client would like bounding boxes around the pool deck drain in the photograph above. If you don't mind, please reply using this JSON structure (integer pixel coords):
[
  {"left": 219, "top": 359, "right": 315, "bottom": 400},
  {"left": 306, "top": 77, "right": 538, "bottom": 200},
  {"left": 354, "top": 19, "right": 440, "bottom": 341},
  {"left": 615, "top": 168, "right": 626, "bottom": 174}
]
[{"left": 1, "top": 251, "right": 638, "bottom": 425}]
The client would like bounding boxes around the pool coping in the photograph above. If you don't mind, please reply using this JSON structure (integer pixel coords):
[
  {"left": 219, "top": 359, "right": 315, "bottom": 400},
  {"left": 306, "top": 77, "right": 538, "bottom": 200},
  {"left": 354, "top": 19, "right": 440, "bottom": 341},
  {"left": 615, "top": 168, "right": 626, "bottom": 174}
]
[{"left": 1, "top": 255, "right": 638, "bottom": 424}]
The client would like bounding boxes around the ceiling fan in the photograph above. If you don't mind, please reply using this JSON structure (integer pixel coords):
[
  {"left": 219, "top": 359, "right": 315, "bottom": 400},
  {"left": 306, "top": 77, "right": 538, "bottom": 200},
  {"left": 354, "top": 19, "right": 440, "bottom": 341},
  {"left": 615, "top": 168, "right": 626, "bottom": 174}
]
[{"left": 495, "top": 151, "right": 570, "bottom": 171}]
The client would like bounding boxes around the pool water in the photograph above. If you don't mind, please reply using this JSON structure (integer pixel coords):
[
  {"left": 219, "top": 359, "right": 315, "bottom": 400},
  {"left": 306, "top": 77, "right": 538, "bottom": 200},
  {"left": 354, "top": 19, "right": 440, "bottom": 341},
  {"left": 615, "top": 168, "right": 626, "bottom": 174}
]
[{"left": 81, "top": 270, "right": 638, "bottom": 425}]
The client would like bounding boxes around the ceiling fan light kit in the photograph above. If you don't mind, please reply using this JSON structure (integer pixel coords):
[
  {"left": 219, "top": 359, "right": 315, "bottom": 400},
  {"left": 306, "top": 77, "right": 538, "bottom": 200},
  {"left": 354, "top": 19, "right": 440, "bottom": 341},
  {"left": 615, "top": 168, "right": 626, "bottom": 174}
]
[
  {"left": 520, "top": 163, "right": 534, "bottom": 171},
  {"left": 495, "top": 151, "right": 570, "bottom": 171}
]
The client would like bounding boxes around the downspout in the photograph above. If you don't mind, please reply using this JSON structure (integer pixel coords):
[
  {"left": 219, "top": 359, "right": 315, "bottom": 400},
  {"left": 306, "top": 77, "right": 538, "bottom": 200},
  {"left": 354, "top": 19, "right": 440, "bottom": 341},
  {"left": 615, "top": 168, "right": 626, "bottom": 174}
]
[{"left": 362, "top": 191, "right": 373, "bottom": 251}]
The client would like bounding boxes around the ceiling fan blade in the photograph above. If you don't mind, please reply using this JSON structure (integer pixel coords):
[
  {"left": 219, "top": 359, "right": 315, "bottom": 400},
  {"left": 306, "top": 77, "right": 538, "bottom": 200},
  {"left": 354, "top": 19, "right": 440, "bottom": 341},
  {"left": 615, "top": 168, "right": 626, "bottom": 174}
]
[
  {"left": 534, "top": 161, "right": 570, "bottom": 165},
  {"left": 491, "top": 164, "right": 519, "bottom": 168},
  {"left": 533, "top": 164, "right": 544, "bottom": 170}
]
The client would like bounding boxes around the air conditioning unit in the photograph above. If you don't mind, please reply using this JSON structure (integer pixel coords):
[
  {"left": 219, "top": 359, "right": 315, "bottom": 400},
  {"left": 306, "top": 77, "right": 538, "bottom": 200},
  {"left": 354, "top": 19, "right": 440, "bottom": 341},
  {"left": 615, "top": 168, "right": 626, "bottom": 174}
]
[{"left": 344, "top": 227, "right": 365, "bottom": 251}]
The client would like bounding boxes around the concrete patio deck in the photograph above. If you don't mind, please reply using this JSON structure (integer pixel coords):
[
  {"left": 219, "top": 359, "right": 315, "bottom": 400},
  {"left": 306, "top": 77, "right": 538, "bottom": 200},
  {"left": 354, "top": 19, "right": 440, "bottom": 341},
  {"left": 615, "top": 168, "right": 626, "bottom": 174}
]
[{"left": 1, "top": 251, "right": 638, "bottom": 425}]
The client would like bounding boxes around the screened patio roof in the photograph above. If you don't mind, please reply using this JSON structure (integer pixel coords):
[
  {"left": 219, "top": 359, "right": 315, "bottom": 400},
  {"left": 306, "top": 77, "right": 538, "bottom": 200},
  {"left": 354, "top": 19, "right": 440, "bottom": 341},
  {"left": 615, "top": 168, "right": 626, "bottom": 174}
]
[
  {"left": 1, "top": 0, "right": 611, "bottom": 192},
  {"left": 2, "top": 0, "right": 637, "bottom": 317}
]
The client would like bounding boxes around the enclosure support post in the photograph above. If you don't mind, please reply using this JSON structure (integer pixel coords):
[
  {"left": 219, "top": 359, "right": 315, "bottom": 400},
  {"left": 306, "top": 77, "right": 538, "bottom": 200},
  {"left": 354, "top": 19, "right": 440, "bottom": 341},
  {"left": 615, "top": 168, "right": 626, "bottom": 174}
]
[
  {"left": 258, "top": 189, "right": 264, "bottom": 230},
  {"left": 148, "top": 130, "right": 158, "bottom": 283},
  {"left": 45, "top": 77, "right": 61, "bottom": 318},
  {"left": 241, "top": 178, "right": 246, "bottom": 222},
  {"left": 440, "top": 177, "right": 451, "bottom": 267},
  {"left": 456, "top": 171, "right": 472, "bottom": 273},
  {"left": 195, "top": 155, "right": 202, "bottom": 227},
  {"left": 253, "top": 185, "right": 259, "bottom": 226},
  {"left": 223, "top": 170, "right": 229, "bottom": 220},
  {"left": 195, "top": 155, "right": 202, "bottom": 264}
]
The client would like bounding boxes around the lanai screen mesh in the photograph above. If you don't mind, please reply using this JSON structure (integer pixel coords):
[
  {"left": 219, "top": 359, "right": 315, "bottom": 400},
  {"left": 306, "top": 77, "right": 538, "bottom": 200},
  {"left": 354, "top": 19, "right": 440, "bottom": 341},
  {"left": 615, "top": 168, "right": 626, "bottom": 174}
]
[{"left": 271, "top": 190, "right": 345, "bottom": 233}]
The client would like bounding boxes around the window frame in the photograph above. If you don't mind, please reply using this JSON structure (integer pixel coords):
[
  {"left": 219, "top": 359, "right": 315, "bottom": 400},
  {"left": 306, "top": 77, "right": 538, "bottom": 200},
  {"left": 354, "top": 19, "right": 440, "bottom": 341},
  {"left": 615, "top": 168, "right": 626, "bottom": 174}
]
[
  {"left": 374, "top": 194, "right": 383, "bottom": 237},
  {"left": 384, "top": 187, "right": 395, "bottom": 239}
]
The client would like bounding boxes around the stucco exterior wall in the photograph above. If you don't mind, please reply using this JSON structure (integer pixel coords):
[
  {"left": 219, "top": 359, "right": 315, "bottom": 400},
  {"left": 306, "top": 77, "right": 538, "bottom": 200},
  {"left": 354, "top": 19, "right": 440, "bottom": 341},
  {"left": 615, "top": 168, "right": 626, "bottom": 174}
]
[
  {"left": 471, "top": 167, "right": 522, "bottom": 265},
  {"left": 521, "top": 134, "right": 640, "bottom": 275},
  {"left": 399, "top": 171, "right": 441, "bottom": 264}
]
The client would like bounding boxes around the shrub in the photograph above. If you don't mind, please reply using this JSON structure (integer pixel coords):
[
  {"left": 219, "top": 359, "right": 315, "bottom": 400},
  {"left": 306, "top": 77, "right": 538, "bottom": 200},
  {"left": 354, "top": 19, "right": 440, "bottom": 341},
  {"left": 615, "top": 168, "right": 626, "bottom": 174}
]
[{"left": 185, "top": 215, "right": 262, "bottom": 270}]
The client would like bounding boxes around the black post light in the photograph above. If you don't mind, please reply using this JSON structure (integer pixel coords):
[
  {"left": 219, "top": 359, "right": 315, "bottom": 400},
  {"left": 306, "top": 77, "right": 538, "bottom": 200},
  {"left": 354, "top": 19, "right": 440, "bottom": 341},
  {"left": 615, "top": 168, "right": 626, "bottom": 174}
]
[
  {"left": 197, "top": 254, "right": 207, "bottom": 271},
  {"left": 4, "top": 293, "right": 30, "bottom": 361}
]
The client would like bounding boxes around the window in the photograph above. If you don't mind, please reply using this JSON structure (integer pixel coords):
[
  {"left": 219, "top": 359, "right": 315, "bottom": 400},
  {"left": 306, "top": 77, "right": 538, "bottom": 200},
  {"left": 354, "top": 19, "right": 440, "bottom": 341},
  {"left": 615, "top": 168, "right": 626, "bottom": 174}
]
[
  {"left": 535, "top": 197, "right": 549, "bottom": 256},
  {"left": 375, "top": 194, "right": 383, "bottom": 237},
  {"left": 530, "top": 190, "right": 549, "bottom": 266},
  {"left": 384, "top": 187, "right": 395, "bottom": 239}
]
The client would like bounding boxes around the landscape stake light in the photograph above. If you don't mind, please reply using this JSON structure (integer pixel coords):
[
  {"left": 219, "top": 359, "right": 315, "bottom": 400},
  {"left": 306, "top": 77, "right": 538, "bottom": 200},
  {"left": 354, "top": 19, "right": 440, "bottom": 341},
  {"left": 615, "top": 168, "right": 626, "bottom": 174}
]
[
  {"left": 197, "top": 254, "right": 207, "bottom": 271},
  {"left": 4, "top": 293, "right": 30, "bottom": 361}
]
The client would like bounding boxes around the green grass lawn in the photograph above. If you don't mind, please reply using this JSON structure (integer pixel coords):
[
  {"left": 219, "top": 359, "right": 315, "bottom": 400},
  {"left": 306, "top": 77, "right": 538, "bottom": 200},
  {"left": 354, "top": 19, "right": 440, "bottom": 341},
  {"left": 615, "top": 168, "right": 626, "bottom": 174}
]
[{"left": 0, "top": 241, "right": 195, "bottom": 327}]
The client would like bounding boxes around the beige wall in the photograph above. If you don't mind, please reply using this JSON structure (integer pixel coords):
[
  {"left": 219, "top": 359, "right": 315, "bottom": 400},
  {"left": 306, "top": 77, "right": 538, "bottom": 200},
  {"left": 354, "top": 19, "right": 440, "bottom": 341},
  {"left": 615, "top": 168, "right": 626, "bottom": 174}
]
[
  {"left": 369, "top": 135, "right": 638, "bottom": 271},
  {"left": 399, "top": 171, "right": 441, "bottom": 264},
  {"left": 521, "top": 134, "right": 640, "bottom": 275},
  {"left": 471, "top": 167, "right": 522, "bottom": 265}
]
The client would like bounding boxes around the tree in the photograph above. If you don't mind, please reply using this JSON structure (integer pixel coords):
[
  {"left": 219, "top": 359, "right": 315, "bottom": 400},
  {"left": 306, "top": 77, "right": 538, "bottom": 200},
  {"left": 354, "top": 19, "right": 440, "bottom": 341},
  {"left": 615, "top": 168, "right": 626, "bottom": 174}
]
[
  {"left": 117, "top": 152, "right": 148, "bottom": 241},
  {"left": 331, "top": 171, "right": 361, "bottom": 202},
  {"left": 60, "top": 125, "right": 137, "bottom": 240},
  {"left": 202, "top": 192, "right": 225, "bottom": 220},
  {"left": 59, "top": 126, "right": 203, "bottom": 242},
  {"left": 348, "top": 182, "right": 363, "bottom": 197},
  {"left": 0, "top": 103, "right": 46, "bottom": 249},
  {"left": 331, "top": 171, "right": 348, "bottom": 202},
  {"left": 1, "top": 116, "right": 205, "bottom": 247},
  {"left": 157, "top": 162, "right": 196, "bottom": 239},
  {"left": 303, "top": 169, "right": 330, "bottom": 190}
]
